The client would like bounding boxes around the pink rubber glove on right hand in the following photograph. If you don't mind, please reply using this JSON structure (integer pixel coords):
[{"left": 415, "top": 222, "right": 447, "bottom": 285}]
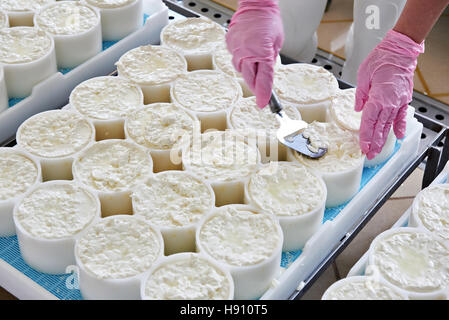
[
  {"left": 226, "top": 0, "right": 284, "bottom": 108},
  {"left": 356, "top": 30, "right": 424, "bottom": 160}
]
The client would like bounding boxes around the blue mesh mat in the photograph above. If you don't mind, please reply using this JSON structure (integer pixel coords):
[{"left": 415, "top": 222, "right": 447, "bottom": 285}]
[
  {"left": 0, "top": 142, "right": 402, "bottom": 299},
  {"left": 8, "top": 14, "right": 150, "bottom": 108}
]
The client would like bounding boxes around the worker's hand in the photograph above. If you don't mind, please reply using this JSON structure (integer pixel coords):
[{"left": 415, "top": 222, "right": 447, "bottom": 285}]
[
  {"left": 226, "top": 0, "right": 284, "bottom": 108},
  {"left": 355, "top": 30, "right": 424, "bottom": 160}
]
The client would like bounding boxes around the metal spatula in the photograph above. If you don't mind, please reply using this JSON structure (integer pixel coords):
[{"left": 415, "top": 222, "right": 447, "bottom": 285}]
[{"left": 269, "top": 92, "right": 327, "bottom": 158}]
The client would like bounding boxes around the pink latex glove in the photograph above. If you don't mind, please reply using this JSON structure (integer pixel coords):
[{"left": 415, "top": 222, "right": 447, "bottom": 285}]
[
  {"left": 355, "top": 30, "right": 424, "bottom": 160},
  {"left": 226, "top": 0, "right": 284, "bottom": 108}
]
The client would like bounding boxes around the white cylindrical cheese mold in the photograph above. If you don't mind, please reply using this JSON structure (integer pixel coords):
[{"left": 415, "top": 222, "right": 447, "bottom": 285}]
[
  {"left": 72, "top": 139, "right": 153, "bottom": 217},
  {"left": 34, "top": 2, "right": 102, "bottom": 69},
  {"left": 171, "top": 70, "right": 242, "bottom": 132},
  {"left": 288, "top": 148, "right": 365, "bottom": 207},
  {"left": 1, "top": 1, "right": 56, "bottom": 26},
  {"left": 160, "top": 17, "right": 226, "bottom": 71},
  {"left": 0, "top": 27, "right": 57, "bottom": 98},
  {"left": 0, "top": 66, "right": 7, "bottom": 112},
  {"left": 82, "top": 0, "right": 143, "bottom": 41},
  {"left": 141, "top": 252, "right": 234, "bottom": 300},
  {"left": 70, "top": 76, "right": 145, "bottom": 140},
  {"left": 124, "top": 102, "right": 200, "bottom": 172},
  {"left": 321, "top": 275, "right": 408, "bottom": 300},
  {"left": 0, "top": 148, "right": 42, "bottom": 237},
  {"left": 409, "top": 184, "right": 449, "bottom": 242},
  {"left": 244, "top": 162, "right": 327, "bottom": 251},
  {"left": 16, "top": 110, "right": 96, "bottom": 181},
  {"left": 13, "top": 180, "right": 101, "bottom": 274},
  {"left": 0, "top": 10, "right": 9, "bottom": 28},
  {"left": 364, "top": 129, "right": 396, "bottom": 167},
  {"left": 181, "top": 131, "right": 261, "bottom": 206},
  {"left": 286, "top": 121, "right": 365, "bottom": 207},
  {"left": 74, "top": 215, "right": 164, "bottom": 300},
  {"left": 131, "top": 171, "right": 215, "bottom": 255},
  {"left": 116, "top": 45, "right": 188, "bottom": 104},
  {"left": 196, "top": 204, "right": 283, "bottom": 300},
  {"left": 367, "top": 227, "right": 449, "bottom": 300},
  {"left": 273, "top": 63, "right": 339, "bottom": 123}
]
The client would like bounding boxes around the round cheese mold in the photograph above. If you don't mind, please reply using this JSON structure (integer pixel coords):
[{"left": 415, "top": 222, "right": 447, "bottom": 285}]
[
  {"left": 125, "top": 103, "right": 199, "bottom": 172},
  {"left": 16, "top": 110, "right": 95, "bottom": 181},
  {"left": 141, "top": 252, "right": 234, "bottom": 300},
  {"left": 0, "top": 0, "right": 55, "bottom": 26},
  {"left": 161, "top": 17, "right": 226, "bottom": 70},
  {"left": 0, "top": 27, "right": 57, "bottom": 98},
  {"left": 0, "top": 10, "right": 9, "bottom": 28},
  {"left": 410, "top": 184, "right": 449, "bottom": 242},
  {"left": 73, "top": 139, "right": 153, "bottom": 217},
  {"left": 244, "top": 162, "right": 326, "bottom": 251},
  {"left": 287, "top": 121, "right": 364, "bottom": 207},
  {"left": 116, "top": 45, "right": 188, "bottom": 104},
  {"left": 182, "top": 130, "right": 260, "bottom": 206},
  {"left": 34, "top": 1, "right": 102, "bottom": 69},
  {"left": 228, "top": 96, "right": 301, "bottom": 162},
  {"left": 132, "top": 171, "right": 215, "bottom": 255},
  {"left": 196, "top": 205, "right": 283, "bottom": 300},
  {"left": 13, "top": 181, "right": 100, "bottom": 274},
  {"left": 274, "top": 63, "right": 339, "bottom": 123},
  {"left": 70, "top": 76, "right": 144, "bottom": 140},
  {"left": 75, "top": 215, "right": 164, "bottom": 300},
  {"left": 0, "top": 148, "right": 41, "bottom": 236},
  {"left": 0, "top": 66, "right": 7, "bottom": 112},
  {"left": 368, "top": 228, "right": 449, "bottom": 299},
  {"left": 82, "top": 0, "right": 143, "bottom": 41},
  {"left": 171, "top": 70, "right": 242, "bottom": 131},
  {"left": 212, "top": 46, "right": 282, "bottom": 97},
  {"left": 322, "top": 276, "right": 407, "bottom": 300},
  {"left": 327, "top": 88, "right": 396, "bottom": 167}
]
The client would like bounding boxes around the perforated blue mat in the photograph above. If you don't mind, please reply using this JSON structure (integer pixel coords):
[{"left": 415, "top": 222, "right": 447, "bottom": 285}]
[
  {"left": 8, "top": 14, "right": 150, "bottom": 108},
  {"left": 0, "top": 142, "right": 402, "bottom": 299}
]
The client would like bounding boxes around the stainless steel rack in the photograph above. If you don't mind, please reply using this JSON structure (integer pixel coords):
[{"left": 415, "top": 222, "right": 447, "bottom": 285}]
[{"left": 162, "top": 0, "right": 449, "bottom": 300}]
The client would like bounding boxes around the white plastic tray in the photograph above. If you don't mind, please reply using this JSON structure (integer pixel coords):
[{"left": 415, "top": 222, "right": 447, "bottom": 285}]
[
  {"left": 346, "top": 161, "right": 449, "bottom": 278},
  {"left": 0, "top": 0, "right": 169, "bottom": 145},
  {"left": 260, "top": 116, "right": 423, "bottom": 299}
]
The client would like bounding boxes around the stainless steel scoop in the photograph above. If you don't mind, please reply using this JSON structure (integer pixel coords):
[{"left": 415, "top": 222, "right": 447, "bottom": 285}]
[{"left": 269, "top": 92, "right": 327, "bottom": 158}]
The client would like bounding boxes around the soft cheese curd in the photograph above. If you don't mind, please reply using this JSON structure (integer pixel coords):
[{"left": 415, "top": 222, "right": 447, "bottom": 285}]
[
  {"left": 198, "top": 206, "right": 280, "bottom": 267},
  {"left": 85, "top": 0, "right": 136, "bottom": 8},
  {"left": 76, "top": 216, "right": 162, "bottom": 279},
  {"left": 35, "top": 2, "right": 98, "bottom": 35},
  {"left": 73, "top": 140, "right": 152, "bottom": 192},
  {"left": 126, "top": 103, "right": 196, "bottom": 150},
  {"left": 116, "top": 45, "right": 187, "bottom": 86},
  {"left": 323, "top": 276, "right": 406, "bottom": 300},
  {"left": 14, "top": 182, "right": 97, "bottom": 239},
  {"left": 143, "top": 254, "right": 232, "bottom": 300},
  {"left": 0, "top": 27, "right": 52, "bottom": 64},
  {"left": 161, "top": 17, "right": 225, "bottom": 55},
  {"left": 0, "top": 0, "right": 55, "bottom": 12},
  {"left": 248, "top": 163, "right": 325, "bottom": 217},
  {"left": 292, "top": 121, "right": 363, "bottom": 173},
  {"left": 17, "top": 111, "right": 93, "bottom": 158},
  {"left": 412, "top": 185, "right": 449, "bottom": 241},
  {"left": 371, "top": 229, "right": 449, "bottom": 293},
  {"left": 329, "top": 88, "right": 360, "bottom": 132},
  {"left": 182, "top": 131, "right": 259, "bottom": 182},
  {"left": 0, "top": 11, "right": 8, "bottom": 28},
  {"left": 70, "top": 76, "right": 143, "bottom": 120},
  {"left": 132, "top": 171, "right": 214, "bottom": 228},
  {"left": 0, "top": 150, "right": 38, "bottom": 201}
]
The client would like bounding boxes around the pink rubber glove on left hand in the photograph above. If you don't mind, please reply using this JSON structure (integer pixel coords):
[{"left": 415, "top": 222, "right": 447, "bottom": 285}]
[
  {"left": 356, "top": 30, "right": 424, "bottom": 160},
  {"left": 226, "top": 0, "right": 284, "bottom": 108}
]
